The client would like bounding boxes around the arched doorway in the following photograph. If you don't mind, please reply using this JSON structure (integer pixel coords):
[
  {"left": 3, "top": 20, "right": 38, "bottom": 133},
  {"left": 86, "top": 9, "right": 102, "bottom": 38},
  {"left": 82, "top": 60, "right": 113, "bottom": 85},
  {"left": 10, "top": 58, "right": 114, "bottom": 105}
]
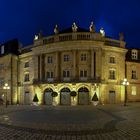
[
  {"left": 24, "top": 92, "right": 31, "bottom": 105},
  {"left": 44, "top": 88, "right": 53, "bottom": 105},
  {"left": 78, "top": 87, "right": 89, "bottom": 105},
  {"left": 60, "top": 88, "right": 71, "bottom": 105}
]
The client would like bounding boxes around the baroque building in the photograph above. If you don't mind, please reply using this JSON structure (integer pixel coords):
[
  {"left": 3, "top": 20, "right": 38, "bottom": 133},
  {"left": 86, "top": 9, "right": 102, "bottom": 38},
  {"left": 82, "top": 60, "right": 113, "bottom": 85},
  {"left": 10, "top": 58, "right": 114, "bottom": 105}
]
[{"left": 0, "top": 23, "right": 140, "bottom": 105}]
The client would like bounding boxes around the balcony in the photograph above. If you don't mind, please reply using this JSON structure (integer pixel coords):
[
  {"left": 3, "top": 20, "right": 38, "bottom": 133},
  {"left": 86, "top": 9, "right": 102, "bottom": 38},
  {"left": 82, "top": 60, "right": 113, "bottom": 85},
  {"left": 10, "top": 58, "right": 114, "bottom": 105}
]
[
  {"left": 33, "top": 32, "right": 124, "bottom": 48},
  {"left": 33, "top": 77, "right": 101, "bottom": 85}
]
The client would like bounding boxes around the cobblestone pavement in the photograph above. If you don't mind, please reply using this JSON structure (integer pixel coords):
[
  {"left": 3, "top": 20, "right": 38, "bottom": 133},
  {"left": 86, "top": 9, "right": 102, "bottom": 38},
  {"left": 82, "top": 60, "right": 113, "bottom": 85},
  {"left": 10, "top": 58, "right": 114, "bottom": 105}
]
[{"left": 0, "top": 104, "right": 140, "bottom": 139}]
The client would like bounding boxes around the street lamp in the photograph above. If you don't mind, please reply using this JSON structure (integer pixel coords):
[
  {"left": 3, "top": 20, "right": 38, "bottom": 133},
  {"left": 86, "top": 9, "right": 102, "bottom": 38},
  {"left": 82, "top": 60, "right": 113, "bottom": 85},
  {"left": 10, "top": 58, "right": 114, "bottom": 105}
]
[
  {"left": 3, "top": 83, "right": 10, "bottom": 108},
  {"left": 122, "top": 78, "right": 129, "bottom": 106}
]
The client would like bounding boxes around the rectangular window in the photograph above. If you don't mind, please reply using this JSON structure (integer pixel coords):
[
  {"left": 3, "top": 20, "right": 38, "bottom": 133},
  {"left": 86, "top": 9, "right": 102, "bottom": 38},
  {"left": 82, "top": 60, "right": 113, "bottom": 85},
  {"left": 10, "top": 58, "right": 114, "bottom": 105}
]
[
  {"left": 109, "top": 70, "right": 116, "bottom": 80},
  {"left": 48, "top": 56, "right": 53, "bottom": 64},
  {"left": 47, "top": 72, "right": 53, "bottom": 78},
  {"left": 64, "top": 55, "right": 69, "bottom": 62},
  {"left": 63, "top": 70, "right": 70, "bottom": 78},
  {"left": 131, "top": 86, "right": 136, "bottom": 95},
  {"left": 81, "top": 54, "right": 87, "bottom": 61},
  {"left": 109, "top": 57, "right": 115, "bottom": 63},
  {"left": 80, "top": 70, "right": 87, "bottom": 77},
  {"left": 131, "top": 50, "right": 138, "bottom": 60},
  {"left": 24, "top": 74, "right": 30, "bottom": 82},
  {"left": 24, "top": 62, "right": 29, "bottom": 68},
  {"left": 0, "top": 78, "right": 4, "bottom": 86},
  {"left": 132, "top": 70, "right": 137, "bottom": 79},
  {"left": 1, "top": 45, "right": 4, "bottom": 54}
]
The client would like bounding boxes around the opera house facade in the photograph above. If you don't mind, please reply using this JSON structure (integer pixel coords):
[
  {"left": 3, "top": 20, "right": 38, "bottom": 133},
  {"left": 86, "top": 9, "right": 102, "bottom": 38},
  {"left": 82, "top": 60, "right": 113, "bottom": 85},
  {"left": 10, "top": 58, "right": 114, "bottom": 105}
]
[{"left": 0, "top": 22, "right": 140, "bottom": 105}]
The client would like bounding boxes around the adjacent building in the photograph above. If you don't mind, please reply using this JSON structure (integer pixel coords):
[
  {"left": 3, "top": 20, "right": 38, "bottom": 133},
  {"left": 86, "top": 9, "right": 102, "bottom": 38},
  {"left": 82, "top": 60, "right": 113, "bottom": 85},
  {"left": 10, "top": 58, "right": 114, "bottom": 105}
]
[{"left": 0, "top": 23, "right": 140, "bottom": 105}]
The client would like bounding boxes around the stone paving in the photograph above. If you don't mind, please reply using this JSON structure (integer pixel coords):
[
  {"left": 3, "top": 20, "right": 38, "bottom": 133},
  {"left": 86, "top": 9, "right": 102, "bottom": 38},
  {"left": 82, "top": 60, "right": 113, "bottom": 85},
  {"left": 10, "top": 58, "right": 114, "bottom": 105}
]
[{"left": 0, "top": 104, "right": 139, "bottom": 139}]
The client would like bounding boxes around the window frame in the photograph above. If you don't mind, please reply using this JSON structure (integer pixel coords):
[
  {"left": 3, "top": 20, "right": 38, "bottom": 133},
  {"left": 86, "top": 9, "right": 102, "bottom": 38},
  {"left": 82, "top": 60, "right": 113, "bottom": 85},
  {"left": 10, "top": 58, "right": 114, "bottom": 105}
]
[
  {"left": 109, "top": 69, "right": 116, "bottom": 80},
  {"left": 131, "top": 50, "right": 138, "bottom": 60},
  {"left": 81, "top": 53, "right": 87, "bottom": 61},
  {"left": 64, "top": 55, "right": 70, "bottom": 62},
  {"left": 24, "top": 73, "right": 30, "bottom": 82},
  {"left": 63, "top": 70, "right": 70, "bottom": 78},
  {"left": 47, "top": 56, "right": 53, "bottom": 64},
  {"left": 109, "top": 56, "right": 116, "bottom": 64}
]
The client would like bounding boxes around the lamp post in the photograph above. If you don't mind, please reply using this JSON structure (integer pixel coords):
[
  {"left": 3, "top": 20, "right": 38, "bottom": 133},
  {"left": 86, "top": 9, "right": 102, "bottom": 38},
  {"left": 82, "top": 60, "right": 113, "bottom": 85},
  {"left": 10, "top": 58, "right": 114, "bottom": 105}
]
[
  {"left": 3, "top": 83, "right": 10, "bottom": 108},
  {"left": 122, "top": 78, "right": 129, "bottom": 106}
]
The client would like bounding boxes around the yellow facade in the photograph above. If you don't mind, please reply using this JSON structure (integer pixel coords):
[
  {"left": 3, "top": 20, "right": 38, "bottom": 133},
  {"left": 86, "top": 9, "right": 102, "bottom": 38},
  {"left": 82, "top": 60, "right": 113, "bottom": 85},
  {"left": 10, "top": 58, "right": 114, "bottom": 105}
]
[
  {"left": 1, "top": 27, "right": 139, "bottom": 105},
  {"left": 18, "top": 30, "right": 128, "bottom": 105}
]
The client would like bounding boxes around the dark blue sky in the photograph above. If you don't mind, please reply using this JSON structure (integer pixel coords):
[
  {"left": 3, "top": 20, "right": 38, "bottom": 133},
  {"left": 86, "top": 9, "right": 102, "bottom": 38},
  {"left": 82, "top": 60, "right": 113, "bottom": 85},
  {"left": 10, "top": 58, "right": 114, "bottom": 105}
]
[{"left": 0, "top": 0, "right": 140, "bottom": 48}]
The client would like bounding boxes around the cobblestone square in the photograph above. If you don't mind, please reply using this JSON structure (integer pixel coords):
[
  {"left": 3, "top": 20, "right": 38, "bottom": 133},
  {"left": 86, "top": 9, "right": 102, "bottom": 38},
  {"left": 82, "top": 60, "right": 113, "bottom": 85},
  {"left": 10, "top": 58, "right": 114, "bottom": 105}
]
[{"left": 0, "top": 103, "right": 140, "bottom": 139}]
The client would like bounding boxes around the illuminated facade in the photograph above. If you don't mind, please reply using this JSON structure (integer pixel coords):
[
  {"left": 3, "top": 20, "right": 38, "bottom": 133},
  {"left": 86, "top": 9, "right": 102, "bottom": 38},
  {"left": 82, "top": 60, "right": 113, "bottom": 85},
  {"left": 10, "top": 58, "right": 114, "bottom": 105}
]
[{"left": 0, "top": 23, "right": 140, "bottom": 105}]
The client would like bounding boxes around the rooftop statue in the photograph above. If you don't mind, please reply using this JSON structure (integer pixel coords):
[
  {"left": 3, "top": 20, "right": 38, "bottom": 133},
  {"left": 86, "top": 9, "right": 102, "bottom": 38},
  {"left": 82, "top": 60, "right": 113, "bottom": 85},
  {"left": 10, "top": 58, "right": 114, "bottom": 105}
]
[
  {"left": 119, "top": 32, "right": 124, "bottom": 41},
  {"left": 54, "top": 24, "right": 59, "bottom": 34},
  {"left": 34, "top": 35, "right": 39, "bottom": 41},
  {"left": 72, "top": 22, "right": 78, "bottom": 32},
  {"left": 100, "top": 28, "right": 105, "bottom": 37},
  {"left": 38, "top": 30, "right": 43, "bottom": 39},
  {"left": 89, "top": 21, "right": 95, "bottom": 32}
]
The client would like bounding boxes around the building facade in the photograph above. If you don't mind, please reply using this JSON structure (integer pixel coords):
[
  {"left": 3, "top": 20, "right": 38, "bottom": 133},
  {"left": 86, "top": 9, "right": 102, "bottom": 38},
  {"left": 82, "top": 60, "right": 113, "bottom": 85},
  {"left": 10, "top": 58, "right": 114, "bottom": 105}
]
[{"left": 0, "top": 24, "right": 140, "bottom": 105}]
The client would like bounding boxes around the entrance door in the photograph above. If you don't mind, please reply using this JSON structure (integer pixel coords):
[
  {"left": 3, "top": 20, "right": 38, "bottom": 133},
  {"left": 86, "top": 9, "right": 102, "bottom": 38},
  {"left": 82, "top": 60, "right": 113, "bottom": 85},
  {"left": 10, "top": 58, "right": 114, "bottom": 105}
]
[
  {"left": 78, "top": 87, "right": 89, "bottom": 105},
  {"left": 60, "top": 88, "right": 71, "bottom": 105},
  {"left": 109, "top": 91, "right": 116, "bottom": 104},
  {"left": 24, "top": 92, "right": 30, "bottom": 105},
  {"left": 44, "top": 88, "right": 53, "bottom": 105}
]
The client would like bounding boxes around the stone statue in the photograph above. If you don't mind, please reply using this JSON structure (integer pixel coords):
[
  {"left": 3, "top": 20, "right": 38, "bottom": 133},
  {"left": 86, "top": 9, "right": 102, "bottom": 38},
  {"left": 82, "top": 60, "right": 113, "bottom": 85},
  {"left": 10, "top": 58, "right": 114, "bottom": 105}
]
[
  {"left": 119, "top": 32, "right": 124, "bottom": 41},
  {"left": 100, "top": 28, "right": 105, "bottom": 37},
  {"left": 38, "top": 30, "right": 43, "bottom": 39},
  {"left": 54, "top": 24, "right": 59, "bottom": 34},
  {"left": 34, "top": 35, "right": 39, "bottom": 41},
  {"left": 89, "top": 21, "right": 95, "bottom": 32},
  {"left": 72, "top": 22, "right": 78, "bottom": 32}
]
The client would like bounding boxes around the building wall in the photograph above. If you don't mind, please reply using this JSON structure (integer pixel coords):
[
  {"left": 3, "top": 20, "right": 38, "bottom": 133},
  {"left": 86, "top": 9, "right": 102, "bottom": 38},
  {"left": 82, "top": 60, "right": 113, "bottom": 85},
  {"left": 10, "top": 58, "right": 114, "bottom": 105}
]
[
  {"left": 17, "top": 38, "right": 127, "bottom": 105},
  {"left": 126, "top": 62, "right": 140, "bottom": 101}
]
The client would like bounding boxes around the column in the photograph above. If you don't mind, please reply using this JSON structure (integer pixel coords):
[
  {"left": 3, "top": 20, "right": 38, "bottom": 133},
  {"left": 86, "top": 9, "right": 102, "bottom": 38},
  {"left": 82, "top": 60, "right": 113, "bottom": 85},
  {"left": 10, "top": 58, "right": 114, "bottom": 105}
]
[
  {"left": 91, "top": 50, "right": 94, "bottom": 79},
  {"left": 38, "top": 55, "right": 40, "bottom": 80},
  {"left": 73, "top": 50, "right": 76, "bottom": 80},
  {"left": 41, "top": 54, "right": 45, "bottom": 80},
  {"left": 40, "top": 55, "right": 42, "bottom": 80},
  {"left": 55, "top": 52, "right": 59, "bottom": 81}
]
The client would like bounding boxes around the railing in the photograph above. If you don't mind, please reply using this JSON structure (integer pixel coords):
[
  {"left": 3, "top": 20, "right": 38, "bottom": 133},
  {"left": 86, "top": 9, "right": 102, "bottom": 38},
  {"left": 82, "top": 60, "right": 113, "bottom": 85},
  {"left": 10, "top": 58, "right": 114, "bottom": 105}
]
[
  {"left": 33, "top": 32, "right": 123, "bottom": 48},
  {"left": 104, "top": 40, "right": 120, "bottom": 47},
  {"left": 33, "top": 77, "right": 101, "bottom": 85}
]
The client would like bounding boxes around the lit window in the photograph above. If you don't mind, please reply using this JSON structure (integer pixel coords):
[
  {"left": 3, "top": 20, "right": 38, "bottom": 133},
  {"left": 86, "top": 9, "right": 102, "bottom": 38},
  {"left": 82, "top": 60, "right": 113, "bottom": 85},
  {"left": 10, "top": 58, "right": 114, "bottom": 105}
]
[
  {"left": 131, "top": 50, "right": 138, "bottom": 60},
  {"left": 81, "top": 54, "right": 87, "bottom": 61},
  {"left": 132, "top": 70, "right": 137, "bottom": 79},
  {"left": 64, "top": 55, "right": 70, "bottom": 62},
  {"left": 24, "top": 74, "right": 30, "bottom": 82},
  {"left": 1, "top": 45, "right": 4, "bottom": 54},
  {"left": 48, "top": 56, "right": 53, "bottom": 64},
  {"left": 63, "top": 70, "right": 70, "bottom": 78},
  {"left": 47, "top": 72, "right": 53, "bottom": 78},
  {"left": 109, "top": 69, "right": 116, "bottom": 80},
  {"left": 109, "top": 57, "right": 115, "bottom": 63},
  {"left": 131, "top": 86, "right": 136, "bottom": 95},
  {"left": 0, "top": 78, "right": 4, "bottom": 86},
  {"left": 80, "top": 70, "right": 87, "bottom": 77},
  {"left": 24, "top": 62, "right": 29, "bottom": 68}
]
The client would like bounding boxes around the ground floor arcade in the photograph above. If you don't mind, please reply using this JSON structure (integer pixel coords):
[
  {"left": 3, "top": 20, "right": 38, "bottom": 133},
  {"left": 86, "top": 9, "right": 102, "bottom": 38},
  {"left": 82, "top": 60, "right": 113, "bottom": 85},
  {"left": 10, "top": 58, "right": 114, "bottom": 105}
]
[{"left": 18, "top": 83, "right": 126, "bottom": 105}]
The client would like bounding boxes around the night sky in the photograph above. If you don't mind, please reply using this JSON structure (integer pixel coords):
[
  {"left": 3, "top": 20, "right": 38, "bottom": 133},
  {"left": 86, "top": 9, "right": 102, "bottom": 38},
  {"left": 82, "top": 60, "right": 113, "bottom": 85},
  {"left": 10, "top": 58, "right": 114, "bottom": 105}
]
[{"left": 0, "top": 0, "right": 140, "bottom": 48}]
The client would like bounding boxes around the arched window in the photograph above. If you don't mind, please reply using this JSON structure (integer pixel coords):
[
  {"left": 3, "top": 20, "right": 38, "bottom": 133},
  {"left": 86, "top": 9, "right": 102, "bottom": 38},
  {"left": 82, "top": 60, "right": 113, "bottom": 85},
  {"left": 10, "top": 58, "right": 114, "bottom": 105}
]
[
  {"left": 60, "top": 88, "right": 70, "bottom": 92},
  {"left": 78, "top": 87, "right": 89, "bottom": 92},
  {"left": 44, "top": 88, "right": 53, "bottom": 93}
]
